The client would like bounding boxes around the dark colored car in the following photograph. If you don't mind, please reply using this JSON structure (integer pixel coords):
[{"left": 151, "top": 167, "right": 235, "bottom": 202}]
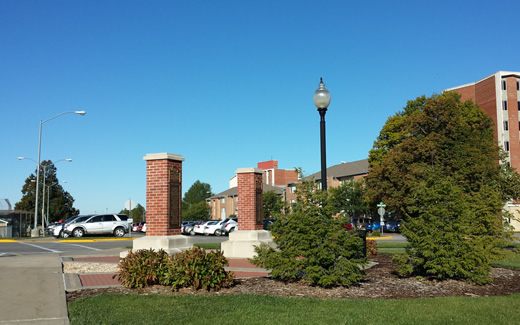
[
  {"left": 365, "top": 222, "right": 381, "bottom": 232},
  {"left": 384, "top": 221, "right": 400, "bottom": 232}
]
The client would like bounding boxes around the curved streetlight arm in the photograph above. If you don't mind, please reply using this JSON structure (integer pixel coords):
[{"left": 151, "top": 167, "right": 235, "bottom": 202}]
[{"left": 42, "top": 111, "right": 86, "bottom": 124}]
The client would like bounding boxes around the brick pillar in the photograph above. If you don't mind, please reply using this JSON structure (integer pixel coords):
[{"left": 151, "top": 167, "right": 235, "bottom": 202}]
[
  {"left": 144, "top": 153, "right": 184, "bottom": 236},
  {"left": 236, "top": 168, "right": 263, "bottom": 231}
]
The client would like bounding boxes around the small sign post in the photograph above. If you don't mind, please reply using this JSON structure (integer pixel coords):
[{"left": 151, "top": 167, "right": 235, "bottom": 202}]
[{"left": 377, "top": 202, "right": 386, "bottom": 234}]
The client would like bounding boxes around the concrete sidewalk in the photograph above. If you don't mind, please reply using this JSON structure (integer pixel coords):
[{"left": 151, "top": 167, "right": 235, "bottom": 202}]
[
  {"left": 0, "top": 254, "right": 69, "bottom": 325},
  {"left": 0, "top": 248, "right": 270, "bottom": 325}
]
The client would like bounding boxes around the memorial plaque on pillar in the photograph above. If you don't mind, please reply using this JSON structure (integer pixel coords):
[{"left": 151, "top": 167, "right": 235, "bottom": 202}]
[
  {"left": 255, "top": 176, "right": 263, "bottom": 224},
  {"left": 169, "top": 166, "right": 181, "bottom": 228}
]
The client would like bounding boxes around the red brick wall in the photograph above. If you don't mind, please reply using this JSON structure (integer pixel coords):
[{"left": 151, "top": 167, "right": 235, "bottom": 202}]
[
  {"left": 475, "top": 76, "right": 498, "bottom": 142},
  {"left": 145, "top": 158, "right": 182, "bottom": 236},
  {"left": 257, "top": 160, "right": 278, "bottom": 169},
  {"left": 237, "top": 171, "right": 263, "bottom": 230},
  {"left": 274, "top": 169, "right": 299, "bottom": 186}
]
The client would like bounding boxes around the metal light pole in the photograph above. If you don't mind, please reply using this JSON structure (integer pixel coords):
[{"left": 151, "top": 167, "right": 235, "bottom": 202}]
[
  {"left": 32, "top": 111, "right": 86, "bottom": 237},
  {"left": 313, "top": 78, "right": 331, "bottom": 190}
]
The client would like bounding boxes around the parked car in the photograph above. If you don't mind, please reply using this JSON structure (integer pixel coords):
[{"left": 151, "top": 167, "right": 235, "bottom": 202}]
[
  {"left": 223, "top": 218, "right": 238, "bottom": 235},
  {"left": 203, "top": 220, "right": 224, "bottom": 236},
  {"left": 182, "top": 221, "right": 197, "bottom": 235},
  {"left": 365, "top": 222, "right": 381, "bottom": 232},
  {"left": 64, "top": 214, "right": 129, "bottom": 237},
  {"left": 141, "top": 223, "right": 146, "bottom": 232},
  {"left": 132, "top": 221, "right": 146, "bottom": 232},
  {"left": 193, "top": 220, "right": 213, "bottom": 235},
  {"left": 52, "top": 215, "right": 92, "bottom": 238},
  {"left": 384, "top": 221, "right": 401, "bottom": 232}
]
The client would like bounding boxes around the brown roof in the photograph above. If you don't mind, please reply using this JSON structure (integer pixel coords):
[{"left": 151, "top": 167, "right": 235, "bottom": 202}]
[{"left": 306, "top": 159, "right": 369, "bottom": 181}]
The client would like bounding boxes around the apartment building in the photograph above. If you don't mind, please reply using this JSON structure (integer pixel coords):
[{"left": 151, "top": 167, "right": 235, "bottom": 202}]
[
  {"left": 208, "top": 160, "right": 297, "bottom": 220},
  {"left": 445, "top": 71, "right": 520, "bottom": 229},
  {"left": 285, "top": 159, "right": 369, "bottom": 205}
]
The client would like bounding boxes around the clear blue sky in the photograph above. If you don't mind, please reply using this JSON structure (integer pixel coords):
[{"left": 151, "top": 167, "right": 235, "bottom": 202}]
[{"left": 2, "top": 0, "right": 520, "bottom": 215}]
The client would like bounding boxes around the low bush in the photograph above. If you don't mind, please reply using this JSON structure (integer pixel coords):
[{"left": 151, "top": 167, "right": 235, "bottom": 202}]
[
  {"left": 116, "top": 247, "right": 234, "bottom": 291},
  {"left": 162, "top": 247, "right": 235, "bottom": 291},
  {"left": 371, "top": 230, "right": 380, "bottom": 237},
  {"left": 117, "top": 249, "right": 170, "bottom": 288},
  {"left": 366, "top": 239, "right": 378, "bottom": 257}
]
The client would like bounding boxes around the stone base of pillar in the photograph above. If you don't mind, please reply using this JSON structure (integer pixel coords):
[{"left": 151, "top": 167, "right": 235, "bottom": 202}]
[
  {"left": 30, "top": 229, "right": 40, "bottom": 237},
  {"left": 221, "top": 230, "right": 275, "bottom": 259},
  {"left": 120, "top": 235, "right": 194, "bottom": 258}
]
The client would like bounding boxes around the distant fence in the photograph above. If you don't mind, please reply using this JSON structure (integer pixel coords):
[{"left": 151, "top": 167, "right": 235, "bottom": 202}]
[{"left": 0, "top": 210, "right": 32, "bottom": 238}]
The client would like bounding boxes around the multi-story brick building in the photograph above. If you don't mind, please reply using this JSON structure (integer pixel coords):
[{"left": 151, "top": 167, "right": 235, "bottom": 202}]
[
  {"left": 445, "top": 71, "right": 520, "bottom": 229},
  {"left": 208, "top": 160, "right": 298, "bottom": 220}
]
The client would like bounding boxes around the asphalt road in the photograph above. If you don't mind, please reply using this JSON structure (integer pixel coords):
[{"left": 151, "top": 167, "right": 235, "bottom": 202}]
[{"left": 0, "top": 233, "right": 230, "bottom": 257}]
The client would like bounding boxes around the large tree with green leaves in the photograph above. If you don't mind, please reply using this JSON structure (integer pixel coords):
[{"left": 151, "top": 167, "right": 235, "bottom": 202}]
[
  {"left": 182, "top": 180, "right": 213, "bottom": 220},
  {"left": 328, "top": 179, "right": 367, "bottom": 222},
  {"left": 15, "top": 160, "right": 79, "bottom": 222},
  {"left": 366, "top": 92, "right": 518, "bottom": 284}
]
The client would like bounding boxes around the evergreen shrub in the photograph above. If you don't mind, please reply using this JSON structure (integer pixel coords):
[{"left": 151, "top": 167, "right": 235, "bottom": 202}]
[{"left": 250, "top": 181, "right": 367, "bottom": 288}]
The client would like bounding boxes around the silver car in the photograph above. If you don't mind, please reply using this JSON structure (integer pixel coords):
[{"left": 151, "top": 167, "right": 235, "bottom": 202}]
[{"left": 64, "top": 214, "right": 129, "bottom": 237}]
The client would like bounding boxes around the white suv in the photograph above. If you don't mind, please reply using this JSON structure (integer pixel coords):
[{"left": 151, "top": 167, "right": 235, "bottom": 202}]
[{"left": 64, "top": 214, "right": 129, "bottom": 237}]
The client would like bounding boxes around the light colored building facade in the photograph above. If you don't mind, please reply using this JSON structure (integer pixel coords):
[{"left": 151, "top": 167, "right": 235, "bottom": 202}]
[{"left": 445, "top": 71, "right": 520, "bottom": 230}]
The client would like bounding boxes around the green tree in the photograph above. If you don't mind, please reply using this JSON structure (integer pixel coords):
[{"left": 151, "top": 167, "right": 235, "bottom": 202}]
[
  {"left": 328, "top": 179, "right": 367, "bottom": 222},
  {"left": 120, "top": 203, "right": 146, "bottom": 222},
  {"left": 183, "top": 201, "right": 211, "bottom": 221},
  {"left": 182, "top": 181, "right": 213, "bottom": 220},
  {"left": 15, "top": 160, "right": 79, "bottom": 222},
  {"left": 251, "top": 180, "right": 366, "bottom": 288},
  {"left": 366, "top": 92, "right": 517, "bottom": 284},
  {"left": 262, "top": 190, "right": 285, "bottom": 219}
]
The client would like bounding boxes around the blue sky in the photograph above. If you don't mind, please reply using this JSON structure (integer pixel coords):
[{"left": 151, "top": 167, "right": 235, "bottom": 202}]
[{"left": 2, "top": 0, "right": 520, "bottom": 215}]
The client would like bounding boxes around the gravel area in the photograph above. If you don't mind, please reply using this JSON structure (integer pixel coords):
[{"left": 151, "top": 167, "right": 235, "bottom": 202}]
[{"left": 63, "top": 262, "right": 118, "bottom": 273}]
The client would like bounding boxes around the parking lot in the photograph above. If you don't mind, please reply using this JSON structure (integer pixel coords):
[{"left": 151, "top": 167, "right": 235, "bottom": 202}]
[{"left": 0, "top": 233, "right": 230, "bottom": 257}]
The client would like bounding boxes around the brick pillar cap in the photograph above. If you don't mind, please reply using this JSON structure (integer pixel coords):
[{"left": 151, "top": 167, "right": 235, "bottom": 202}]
[
  {"left": 143, "top": 153, "right": 185, "bottom": 162},
  {"left": 236, "top": 168, "right": 263, "bottom": 174}
]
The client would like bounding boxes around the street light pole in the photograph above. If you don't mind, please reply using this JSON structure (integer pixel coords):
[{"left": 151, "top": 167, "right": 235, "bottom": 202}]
[
  {"left": 313, "top": 78, "right": 331, "bottom": 191},
  {"left": 40, "top": 159, "right": 71, "bottom": 231},
  {"left": 32, "top": 110, "right": 85, "bottom": 237}
]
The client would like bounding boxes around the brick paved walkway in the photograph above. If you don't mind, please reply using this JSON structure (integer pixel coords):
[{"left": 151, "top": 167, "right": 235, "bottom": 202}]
[{"left": 73, "top": 256, "right": 269, "bottom": 288}]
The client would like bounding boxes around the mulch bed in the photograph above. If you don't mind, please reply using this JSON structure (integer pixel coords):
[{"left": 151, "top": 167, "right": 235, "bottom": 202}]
[{"left": 66, "top": 254, "right": 520, "bottom": 302}]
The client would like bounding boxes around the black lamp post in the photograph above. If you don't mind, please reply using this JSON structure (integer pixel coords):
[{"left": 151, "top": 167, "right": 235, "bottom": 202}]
[{"left": 313, "top": 77, "right": 331, "bottom": 190}]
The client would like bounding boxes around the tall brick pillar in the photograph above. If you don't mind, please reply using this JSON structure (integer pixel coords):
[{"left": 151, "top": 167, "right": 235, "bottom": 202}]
[
  {"left": 121, "top": 153, "right": 193, "bottom": 257},
  {"left": 222, "top": 168, "right": 275, "bottom": 258},
  {"left": 237, "top": 168, "right": 264, "bottom": 231},
  {"left": 144, "top": 153, "right": 183, "bottom": 236}
]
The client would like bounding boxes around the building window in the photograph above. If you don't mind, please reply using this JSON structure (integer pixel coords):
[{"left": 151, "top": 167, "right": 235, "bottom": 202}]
[
  {"left": 502, "top": 80, "right": 507, "bottom": 90},
  {"left": 517, "top": 81, "right": 519, "bottom": 90},
  {"left": 504, "top": 121, "right": 509, "bottom": 131},
  {"left": 503, "top": 101, "right": 508, "bottom": 110},
  {"left": 221, "top": 198, "right": 225, "bottom": 204},
  {"left": 290, "top": 185, "right": 297, "bottom": 193},
  {"left": 518, "top": 101, "right": 520, "bottom": 111},
  {"left": 505, "top": 141, "right": 510, "bottom": 151}
]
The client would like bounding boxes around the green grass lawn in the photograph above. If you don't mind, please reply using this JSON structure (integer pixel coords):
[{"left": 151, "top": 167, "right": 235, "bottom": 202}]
[{"left": 69, "top": 292, "right": 520, "bottom": 325}]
